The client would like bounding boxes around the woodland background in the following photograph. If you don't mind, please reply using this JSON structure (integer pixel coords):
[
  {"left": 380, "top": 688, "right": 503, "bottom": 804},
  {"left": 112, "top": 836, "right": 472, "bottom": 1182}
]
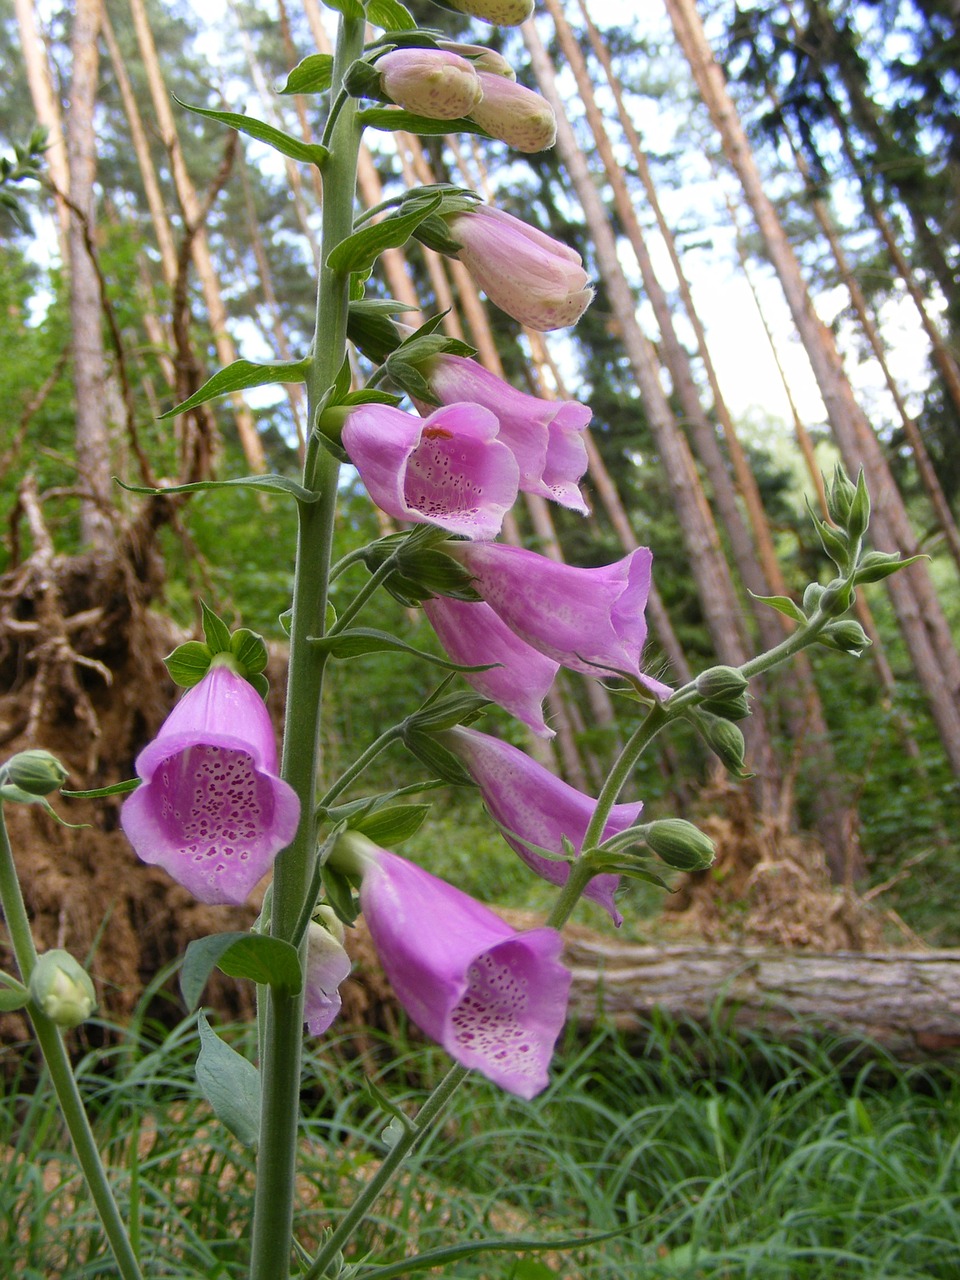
[{"left": 1, "top": 0, "right": 960, "bottom": 1039}]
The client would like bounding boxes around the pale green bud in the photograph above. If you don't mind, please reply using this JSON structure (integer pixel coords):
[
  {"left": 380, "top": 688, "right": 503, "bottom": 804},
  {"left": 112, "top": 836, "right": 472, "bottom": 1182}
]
[
  {"left": 30, "top": 950, "right": 97, "bottom": 1028},
  {"left": 695, "top": 665, "right": 748, "bottom": 703},
  {"left": 0, "top": 749, "right": 68, "bottom": 797},
  {"left": 644, "top": 819, "right": 716, "bottom": 871},
  {"left": 698, "top": 714, "right": 748, "bottom": 776}
]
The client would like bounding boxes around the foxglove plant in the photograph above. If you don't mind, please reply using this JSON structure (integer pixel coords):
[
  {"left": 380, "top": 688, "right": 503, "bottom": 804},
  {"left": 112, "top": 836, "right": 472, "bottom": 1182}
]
[{"left": 0, "top": 5, "right": 902, "bottom": 1280}]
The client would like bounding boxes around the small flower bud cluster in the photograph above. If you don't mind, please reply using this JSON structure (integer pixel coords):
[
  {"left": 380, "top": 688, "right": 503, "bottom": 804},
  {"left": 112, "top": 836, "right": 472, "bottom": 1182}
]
[
  {"left": 30, "top": 950, "right": 97, "bottom": 1028},
  {"left": 0, "top": 749, "right": 68, "bottom": 799}
]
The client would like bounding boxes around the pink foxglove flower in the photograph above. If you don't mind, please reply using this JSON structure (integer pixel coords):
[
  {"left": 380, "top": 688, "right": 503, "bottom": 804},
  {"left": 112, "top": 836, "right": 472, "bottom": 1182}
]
[
  {"left": 422, "top": 353, "right": 589, "bottom": 513},
  {"left": 422, "top": 595, "right": 558, "bottom": 738},
  {"left": 304, "top": 912, "right": 351, "bottom": 1036},
  {"left": 342, "top": 402, "right": 519, "bottom": 540},
  {"left": 376, "top": 49, "right": 482, "bottom": 120},
  {"left": 439, "top": 726, "right": 642, "bottom": 925},
  {"left": 345, "top": 836, "right": 570, "bottom": 1098},
  {"left": 469, "top": 72, "right": 557, "bottom": 153},
  {"left": 120, "top": 663, "right": 300, "bottom": 905},
  {"left": 445, "top": 206, "right": 593, "bottom": 332},
  {"left": 449, "top": 542, "right": 672, "bottom": 695}
]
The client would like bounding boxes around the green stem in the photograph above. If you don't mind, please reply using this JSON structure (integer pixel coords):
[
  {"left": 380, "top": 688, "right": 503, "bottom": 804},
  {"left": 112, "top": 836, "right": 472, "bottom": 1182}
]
[
  {"left": 249, "top": 16, "right": 366, "bottom": 1280},
  {"left": 317, "top": 725, "right": 403, "bottom": 811},
  {"left": 0, "top": 808, "right": 144, "bottom": 1280},
  {"left": 301, "top": 1064, "right": 468, "bottom": 1280}
]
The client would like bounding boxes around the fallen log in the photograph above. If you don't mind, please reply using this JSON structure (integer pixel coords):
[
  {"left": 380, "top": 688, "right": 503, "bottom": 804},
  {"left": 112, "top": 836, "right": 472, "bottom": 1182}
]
[{"left": 562, "top": 940, "right": 960, "bottom": 1061}]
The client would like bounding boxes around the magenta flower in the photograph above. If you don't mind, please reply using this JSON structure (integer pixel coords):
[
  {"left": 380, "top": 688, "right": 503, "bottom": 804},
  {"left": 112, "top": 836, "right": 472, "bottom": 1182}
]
[
  {"left": 439, "top": 726, "right": 642, "bottom": 925},
  {"left": 376, "top": 49, "right": 482, "bottom": 120},
  {"left": 346, "top": 837, "right": 570, "bottom": 1098},
  {"left": 342, "top": 402, "right": 519, "bottom": 539},
  {"left": 445, "top": 206, "right": 593, "bottom": 332},
  {"left": 448, "top": 542, "right": 672, "bottom": 694},
  {"left": 469, "top": 72, "right": 557, "bottom": 153},
  {"left": 422, "top": 354, "right": 590, "bottom": 513},
  {"left": 120, "top": 664, "right": 300, "bottom": 905},
  {"left": 304, "top": 914, "right": 351, "bottom": 1036},
  {"left": 422, "top": 595, "right": 558, "bottom": 738}
]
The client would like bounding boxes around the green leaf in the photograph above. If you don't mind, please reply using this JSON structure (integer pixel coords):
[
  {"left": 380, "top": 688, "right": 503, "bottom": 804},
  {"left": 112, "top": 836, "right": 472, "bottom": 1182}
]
[
  {"left": 366, "top": 0, "right": 417, "bottom": 29},
  {"left": 200, "top": 601, "right": 231, "bottom": 655},
  {"left": 229, "top": 628, "right": 269, "bottom": 676},
  {"left": 61, "top": 778, "right": 140, "bottom": 799},
  {"left": 181, "top": 933, "right": 303, "bottom": 1011},
  {"left": 327, "top": 194, "right": 443, "bottom": 274},
  {"left": 311, "top": 627, "right": 493, "bottom": 670},
  {"left": 165, "top": 640, "right": 213, "bottom": 687},
  {"left": 358, "top": 106, "right": 490, "bottom": 138},
  {"left": 280, "top": 54, "right": 334, "bottom": 96},
  {"left": 352, "top": 804, "right": 431, "bottom": 845},
  {"left": 172, "top": 97, "right": 328, "bottom": 168},
  {"left": 116, "top": 473, "right": 319, "bottom": 504},
  {"left": 0, "top": 971, "right": 28, "bottom": 1012},
  {"left": 748, "top": 592, "right": 806, "bottom": 624},
  {"left": 402, "top": 729, "right": 471, "bottom": 786},
  {"left": 196, "top": 1012, "right": 260, "bottom": 1149},
  {"left": 321, "top": 864, "right": 361, "bottom": 926},
  {"left": 323, "top": 0, "right": 364, "bottom": 16},
  {"left": 158, "top": 358, "right": 310, "bottom": 418}
]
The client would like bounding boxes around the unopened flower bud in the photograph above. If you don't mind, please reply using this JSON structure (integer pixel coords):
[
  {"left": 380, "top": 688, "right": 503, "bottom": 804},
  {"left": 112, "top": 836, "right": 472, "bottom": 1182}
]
[
  {"left": 854, "top": 550, "right": 908, "bottom": 584},
  {"left": 817, "top": 619, "right": 871, "bottom": 656},
  {"left": 30, "top": 950, "right": 97, "bottom": 1028},
  {"left": 701, "top": 691, "right": 751, "bottom": 721},
  {"left": 827, "top": 465, "right": 856, "bottom": 526},
  {"left": 698, "top": 714, "right": 748, "bottom": 776},
  {"left": 695, "top": 665, "right": 748, "bottom": 703},
  {"left": 0, "top": 749, "right": 68, "bottom": 797},
  {"left": 644, "top": 819, "right": 716, "bottom": 871},
  {"left": 469, "top": 72, "right": 557, "bottom": 153},
  {"left": 376, "top": 49, "right": 482, "bottom": 120},
  {"left": 433, "top": 0, "right": 534, "bottom": 26}
]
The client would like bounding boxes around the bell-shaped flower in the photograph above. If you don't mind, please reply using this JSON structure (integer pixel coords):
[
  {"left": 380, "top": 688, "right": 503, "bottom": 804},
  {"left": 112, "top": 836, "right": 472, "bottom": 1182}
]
[
  {"left": 376, "top": 48, "right": 482, "bottom": 120},
  {"left": 342, "top": 401, "right": 519, "bottom": 540},
  {"left": 304, "top": 910, "right": 352, "bottom": 1036},
  {"left": 422, "top": 595, "right": 558, "bottom": 738},
  {"left": 449, "top": 542, "right": 672, "bottom": 695},
  {"left": 445, "top": 206, "right": 593, "bottom": 332},
  {"left": 421, "top": 354, "right": 589, "bottom": 513},
  {"left": 438, "top": 726, "right": 642, "bottom": 925},
  {"left": 120, "top": 662, "right": 300, "bottom": 906},
  {"left": 341, "top": 835, "right": 570, "bottom": 1099},
  {"left": 469, "top": 72, "right": 557, "bottom": 153},
  {"left": 434, "top": 0, "right": 534, "bottom": 26}
]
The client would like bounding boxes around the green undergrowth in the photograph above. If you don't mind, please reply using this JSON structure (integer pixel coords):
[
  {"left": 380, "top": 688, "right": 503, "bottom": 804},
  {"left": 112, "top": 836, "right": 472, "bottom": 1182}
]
[{"left": 2, "top": 1005, "right": 958, "bottom": 1279}]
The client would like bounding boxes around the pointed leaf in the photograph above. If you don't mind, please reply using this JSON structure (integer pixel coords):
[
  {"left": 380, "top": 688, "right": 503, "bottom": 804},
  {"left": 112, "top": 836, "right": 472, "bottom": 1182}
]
[
  {"left": 322, "top": 0, "right": 364, "bottom": 16},
  {"left": 311, "top": 627, "right": 493, "bottom": 670},
  {"left": 200, "top": 601, "right": 231, "bottom": 655},
  {"left": 158, "top": 358, "right": 310, "bottom": 418},
  {"left": 280, "top": 54, "right": 334, "bottom": 95},
  {"left": 352, "top": 804, "right": 431, "bottom": 845},
  {"left": 62, "top": 778, "right": 140, "bottom": 799},
  {"left": 358, "top": 106, "right": 489, "bottom": 138},
  {"left": 181, "top": 933, "right": 302, "bottom": 1011},
  {"left": 173, "top": 97, "right": 328, "bottom": 167},
  {"left": 116, "top": 473, "right": 319, "bottom": 504},
  {"left": 366, "top": 0, "right": 417, "bottom": 29},
  {"left": 748, "top": 592, "right": 806, "bottom": 624},
  {"left": 196, "top": 1012, "right": 260, "bottom": 1148},
  {"left": 327, "top": 194, "right": 442, "bottom": 274}
]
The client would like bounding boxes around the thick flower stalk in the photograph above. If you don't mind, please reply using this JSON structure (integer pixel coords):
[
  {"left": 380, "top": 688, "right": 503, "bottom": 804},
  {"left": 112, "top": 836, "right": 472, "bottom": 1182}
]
[
  {"left": 422, "top": 595, "right": 558, "bottom": 738},
  {"left": 438, "top": 726, "right": 640, "bottom": 924},
  {"left": 376, "top": 48, "right": 482, "bottom": 120},
  {"left": 340, "top": 835, "right": 570, "bottom": 1098},
  {"left": 120, "top": 662, "right": 299, "bottom": 905},
  {"left": 448, "top": 541, "right": 672, "bottom": 693},
  {"left": 420, "top": 353, "right": 589, "bottom": 513},
  {"left": 341, "top": 401, "right": 519, "bottom": 539},
  {"left": 469, "top": 72, "right": 557, "bottom": 152},
  {"left": 445, "top": 205, "right": 593, "bottom": 331}
]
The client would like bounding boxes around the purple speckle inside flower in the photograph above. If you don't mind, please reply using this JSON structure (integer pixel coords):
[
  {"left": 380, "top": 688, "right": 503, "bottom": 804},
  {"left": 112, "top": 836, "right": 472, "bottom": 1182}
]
[
  {"left": 405, "top": 430, "right": 488, "bottom": 530},
  {"left": 449, "top": 944, "right": 540, "bottom": 1086},
  {"left": 155, "top": 744, "right": 271, "bottom": 894}
]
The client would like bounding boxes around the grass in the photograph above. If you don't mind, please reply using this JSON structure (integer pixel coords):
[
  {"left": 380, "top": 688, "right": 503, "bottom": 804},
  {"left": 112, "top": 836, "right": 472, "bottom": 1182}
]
[{"left": 2, "top": 1003, "right": 959, "bottom": 1280}]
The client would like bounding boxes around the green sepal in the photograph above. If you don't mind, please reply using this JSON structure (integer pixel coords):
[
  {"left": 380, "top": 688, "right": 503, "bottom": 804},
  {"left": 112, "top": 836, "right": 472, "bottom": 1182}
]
[
  {"left": 196, "top": 1012, "right": 260, "bottom": 1149},
  {"left": 366, "top": 0, "right": 417, "bottom": 29},
  {"left": 247, "top": 672, "right": 269, "bottom": 700},
  {"left": 158, "top": 357, "right": 310, "bottom": 419},
  {"left": 321, "top": 864, "right": 361, "bottom": 927},
  {"left": 230, "top": 628, "right": 269, "bottom": 675},
  {"left": 165, "top": 640, "right": 213, "bottom": 688},
  {"left": 279, "top": 54, "right": 334, "bottom": 96},
  {"left": 311, "top": 626, "right": 494, "bottom": 671},
  {"left": 347, "top": 297, "right": 416, "bottom": 363},
  {"left": 181, "top": 932, "right": 303, "bottom": 1011},
  {"left": 748, "top": 591, "right": 806, "bottom": 624},
  {"left": 328, "top": 193, "right": 443, "bottom": 274},
  {"left": 358, "top": 106, "right": 490, "bottom": 139},
  {"left": 402, "top": 728, "right": 472, "bottom": 786},
  {"left": 200, "top": 600, "right": 231, "bottom": 654},
  {"left": 115, "top": 473, "right": 320, "bottom": 504},
  {"left": 407, "top": 692, "right": 489, "bottom": 732},
  {"left": 846, "top": 469, "right": 870, "bottom": 540},
  {"left": 172, "top": 96, "right": 328, "bottom": 168},
  {"left": 351, "top": 803, "right": 431, "bottom": 846},
  {"left": 855, "top": 550, "right": 925, "bottom": 584}
]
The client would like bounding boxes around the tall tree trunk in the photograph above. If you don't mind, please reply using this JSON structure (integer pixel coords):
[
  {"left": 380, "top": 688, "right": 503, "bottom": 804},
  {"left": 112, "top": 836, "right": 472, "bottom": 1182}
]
[
  {"left": 14, "top": 0, "right": 71, "bottom": 260},
  {"left": 524, "top": 18, "right": 782, "bottom": 814},
  {"left": 664, "top": 0, "right": 960, "bottom": 774},
  {"left": 125, "top": 0, "right": 266, "bottom": 473},
  {"left": 68, "top": 0, "right": 115, "bottom": 552}
]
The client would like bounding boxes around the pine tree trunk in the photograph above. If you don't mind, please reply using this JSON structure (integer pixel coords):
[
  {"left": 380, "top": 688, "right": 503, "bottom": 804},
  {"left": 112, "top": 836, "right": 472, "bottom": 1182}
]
[
  {"left": 664, "top": 0, "right": 960, "bottom": 774},
  {"left": 13, "top": 0, "right": 71, "bottom": 260}
]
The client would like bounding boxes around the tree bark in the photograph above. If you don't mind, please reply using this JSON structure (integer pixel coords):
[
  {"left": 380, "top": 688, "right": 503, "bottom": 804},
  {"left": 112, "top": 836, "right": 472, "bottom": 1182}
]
[{"left": 14, "top": 0, "right": 71, "bottom": 260}]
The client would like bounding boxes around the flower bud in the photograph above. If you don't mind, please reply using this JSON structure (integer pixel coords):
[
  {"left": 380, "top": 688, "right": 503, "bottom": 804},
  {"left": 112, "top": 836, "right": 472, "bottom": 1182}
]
[
  {"left": 698, "top": 714, "right": 748, "bottom": 776},
  {"left": 469, "top": 73, "right": 557, "bottom": 153},
  {"left": 817, "top": 619, "right": 871, "bottom": 656},
  {"left": 433, "top": 0, "right": 534, "bottom": 26},
  {"left": 827, "top": 465, "right": 857, "bottom": 526},
  {"left": 695, "top": 665, "right": 748, "bottom": 703},
  {"left": 643, "top": 819, "right": 716, "bottom": 871},
  {"left": 30, "top": 950, "right": 97, "bottom": 1028},
  {"left": 701, "top": 691, "right": 751, "bottom": 721},
  {"left": 1, "top": 749, "right": 69, "bottom": 797},
  {"left": 376, "top": 49, "right": 482, "bottom": 120},
  {"left": 854, "top": 550, "right": 909, "bottom": 584}
]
